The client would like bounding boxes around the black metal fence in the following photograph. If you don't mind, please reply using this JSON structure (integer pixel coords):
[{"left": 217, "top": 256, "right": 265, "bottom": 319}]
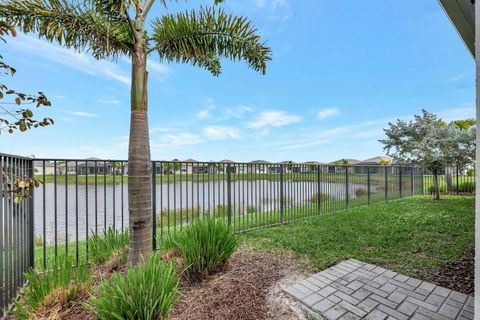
[
  {"left": 2, "top": 155, "right": 475, "bottom": 313},
  {"left": 29, "top": 159, "right": 425, "bottom": 269},
  {"left": 422, "top": 166, "right": 476, "bottom": 195},
  {"left": 1, "top": 154, "right": 34, "bottom": 313}
]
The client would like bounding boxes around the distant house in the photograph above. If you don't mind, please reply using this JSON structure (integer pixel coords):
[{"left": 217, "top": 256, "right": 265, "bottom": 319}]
[
  {"left": 220, "top": 159, "right": 237, "bottom": 173},
  {"left": 181, "top": 159, "right": 215, "bottom": 174},
  {"left": 247, "top": 160, "right": 269, "bottom": 174},
  {"left": 181, "top": 159, "right": 198, "bottom": 174},
  {"left": 302, "top": 161, "right": 327, "bottom": 173},
  {"left": 327, "top": 159, "right": 361, "bottom": 173},
  {"left": 63, "top": 157, "right": 113, "bottom": 175},
  {"left": 354, "top": 156, "right": 393, "bottom": 174},
  {"left": 33, "top": 161, "right": 56, "bottom": 175},
  {"left": 276, "top": 161, "right": 298, "bottom": 173}
]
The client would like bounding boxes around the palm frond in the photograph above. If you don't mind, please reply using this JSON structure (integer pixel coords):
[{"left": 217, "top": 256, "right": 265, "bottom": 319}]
[
  {"left": 0, "top": 0, "right": 134, "bottom": 60},
  {"left": 84, "top": 0, "right": 130, "bottom": 19},
  {"left": 151, "top": 7, "right": 271, "bottom": 75}
]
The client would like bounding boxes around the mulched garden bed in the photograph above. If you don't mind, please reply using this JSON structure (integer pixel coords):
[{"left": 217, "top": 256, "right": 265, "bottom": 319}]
[
  {"left": 169, "top": 250, "right": 298, "bottom": 320},
  {"left": 8, "top": 250, "right": 300, "bottom": 320},
  {"left": 423, "top": 248, "right": 474, "bottom": 295}
]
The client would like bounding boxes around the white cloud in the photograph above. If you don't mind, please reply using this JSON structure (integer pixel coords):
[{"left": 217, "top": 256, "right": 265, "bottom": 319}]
[
  {"left": 150, "top": 127, "right": 173, "bottom": 134},
  {"left": 253, "top": 0, "right": 288, "bottom": 8},
  {"left": 197, "top": 109, "right": 211, "bottom": 119},
  {"left": 196, "top": 98, "right": 217, "bottom": 119},
  {"left": 68, "top": 111, "right": 98, "bottom": 117},
  {"left": 203, "top": 126, "right": 241, "bottom": 140},
  {"left": 148, "top": 60, "right": 171, "bottom": 79},
  {"left": 279, "top": 140, "right": 328, "bottom": 150},
  {"left": 317, "top": 108, "right": 340, "bottom": 120},
  {"left": 99, "top": 99, "right": 121, "bottom": 105},
  {"left": 12, "top": 34, "right": 131, "bottom": 85},
  {"left": 222, "top": 105, "right": 253, "bottom": 119},
  {"left": 251, "top": 0, "right": 291, "bottom": 23},
  {"left": 247, "top": 110, "right": 302, "bottom": 129},
  {"left": 438, "top": 106, "right": 475, "bottom": 121},
  {"left": 153, "top": 132, "right": 203, "bottom": 149}
]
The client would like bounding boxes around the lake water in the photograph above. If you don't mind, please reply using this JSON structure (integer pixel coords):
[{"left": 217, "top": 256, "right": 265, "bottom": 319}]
[{"left": 34, "top": 180, "right": 375, "bottom": 243}]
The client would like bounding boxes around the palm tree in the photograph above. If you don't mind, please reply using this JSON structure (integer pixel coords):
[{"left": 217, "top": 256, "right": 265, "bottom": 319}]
[{"left": 1, "top": 0, "right": 271, "bottom": 266}]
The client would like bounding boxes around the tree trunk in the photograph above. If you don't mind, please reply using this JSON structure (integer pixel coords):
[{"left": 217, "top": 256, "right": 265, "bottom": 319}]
[
  {"left": 445, "top": 167, "right": 453, "bottom": 193},
  {"left": 127, "top": 31, "right": 152, "bottom": 267},
  {"left": 434, "top": 173, "right": 440, "bottom": 200}
]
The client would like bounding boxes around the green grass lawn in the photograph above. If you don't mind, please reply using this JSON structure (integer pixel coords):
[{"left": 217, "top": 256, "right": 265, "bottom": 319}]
[
  {"left": 241, "top": 195, "right": 474, "bottom": 277},
  {"left": 34, "top": 195, "right": 473, "bottom": 276}
]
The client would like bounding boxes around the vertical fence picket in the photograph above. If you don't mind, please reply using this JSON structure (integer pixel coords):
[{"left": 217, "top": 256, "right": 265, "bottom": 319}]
[
  {"left": 152, "top": 161, "right": 157, "bottom": 251},
  {"left": 227, "top": 164, "right": 232, "bottom": 226}
]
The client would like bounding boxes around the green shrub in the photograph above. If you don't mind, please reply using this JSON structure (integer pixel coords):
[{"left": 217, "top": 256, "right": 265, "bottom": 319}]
[
  {"left": 427, "top": 185, "right": 446, "bottom": 194},
  {"left": 309, "top": 193, "right": 331, "bottom": 203},
  {"left": 13, "top": 256, "right": 89, "bottom": 319},
  {"left": 467, "top": 169, "right": 475, "bottom": 177},
  {"left": 88, "top": 254, "right": 179, "bottom": 320},
  {"left": 169, "top": 217, "right": 238, "bottom": 281},
  {"left": 88, "top": 228, "right": 129, "bottom": 265},
  {"left": 354, "top": 188, "right": 367, "bottom": 198},
  {"left": 34, "top": 234, "right": 43, "bottom": 247},
  {"left": 455, "top": 181, "right": 475, "bottom": 193}
]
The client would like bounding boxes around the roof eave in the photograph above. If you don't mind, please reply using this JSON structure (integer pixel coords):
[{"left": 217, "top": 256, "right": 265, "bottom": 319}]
[{"left": 438, "top": 0, "right": 475, "bottom": 58}]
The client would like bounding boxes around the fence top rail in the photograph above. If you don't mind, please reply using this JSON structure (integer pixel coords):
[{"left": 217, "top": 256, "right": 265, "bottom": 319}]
[
  {"left": 30, "top": 157, "right": 419, "bottom": 168},
  {"left": 0, "top": 152, "right": 35, "bottom": 161}
]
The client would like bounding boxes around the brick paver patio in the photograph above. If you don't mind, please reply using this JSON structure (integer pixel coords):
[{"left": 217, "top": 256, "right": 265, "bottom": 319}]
[{"left": 285, "top": 259, "right": 473, "bottom": 320}]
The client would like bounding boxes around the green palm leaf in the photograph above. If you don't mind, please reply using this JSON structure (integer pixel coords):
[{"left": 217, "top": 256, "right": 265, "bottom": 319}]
[
  {"left": 0, "top": 0, "right": 133, "bottom": 59},
  {"left": 151, "top": 7, "right": 272, "bottom": 75}
]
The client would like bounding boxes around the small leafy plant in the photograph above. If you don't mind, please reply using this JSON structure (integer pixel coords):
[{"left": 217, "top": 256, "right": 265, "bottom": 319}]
[
  {"left": 169, "top": 217, "right": 238, "bottom": 281},
  {"left": 88, "top": 228, "right": 129, "bottom": 265},
  {"left": 13, "top": 256, "right": 89, "bottom": 319},
  {"left": 88, "top": 254, "right": 179, "bottom": 320},
  {"left": 309, "top": 192, "right": 331, "bottom": 203},
  {"left": 354, "top": 188, "right": 367, "bottom": 198}
]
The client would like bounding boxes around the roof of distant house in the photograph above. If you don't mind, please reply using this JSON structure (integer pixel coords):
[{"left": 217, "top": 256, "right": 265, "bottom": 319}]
[
  {"left": 357, "top": 156, "right": 393, "bottom": 165},
  {"left": 277, "top": 160, "right": 296, "bottom": 164},
  {"left": 328, "top": 159, "right": 361, "bottom": 165},
  {"left": 220, "top": 159, "right": 236, "bottom": 163},
  {"left": 249, "top": 160, "right": 269, "bottom": 164},
  {"left": 183, "top": 159, "right": 198, "bottom": 163},
  {"left": 303, "top": 161, "right": 326, "bottom": 165}
]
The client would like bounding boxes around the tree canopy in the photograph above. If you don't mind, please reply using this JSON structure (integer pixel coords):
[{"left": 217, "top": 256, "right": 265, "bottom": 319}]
[{"left": 380, "top": 109, "right": 475, "bottom": 199}]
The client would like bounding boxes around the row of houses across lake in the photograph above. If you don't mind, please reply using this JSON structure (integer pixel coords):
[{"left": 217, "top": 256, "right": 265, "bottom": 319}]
[{"left": 33, "top": 156, "right": 405, "bottom": 176}]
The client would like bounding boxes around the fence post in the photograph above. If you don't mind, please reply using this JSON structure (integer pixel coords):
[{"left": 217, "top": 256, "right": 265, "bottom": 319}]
[
  {"left": 399, "top": 165, "right": 403, "bottom": 198},
  {"left": 317, "top": 165, "right": 321, "bottom": 214},
  {"left": 421, "top": 168, "right": 424, "bottom": 195},
  {"left": 280, "top": 164, "right": 284, "bottom": 224},
  {"left": 28, "top": 159, "right": 34, "bottom": 269},
  {"left": 345, "top": 166, "right": 349, "bottom": 210},
  {"left": 385, "top": 166, "right": 388, "bottom": 201},
  {"left": 227, "top": 163, "right": 232, "bottom": 226},
  {"left": 367, "top": 166, "right": 371, "bottom": 205},
  {"left": 456, "top": 165, "right": 459, "bottom": 195},
  {"left": 410, "top": 167, "right": 414, "bottom": 196},
  {"left": 152, "top": 161, "right": 157, "bottom": 251}
]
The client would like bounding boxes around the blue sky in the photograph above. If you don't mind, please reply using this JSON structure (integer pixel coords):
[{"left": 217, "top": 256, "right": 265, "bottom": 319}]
[{"left": 0, "top": 0, "right": 475, "bottom": 163}]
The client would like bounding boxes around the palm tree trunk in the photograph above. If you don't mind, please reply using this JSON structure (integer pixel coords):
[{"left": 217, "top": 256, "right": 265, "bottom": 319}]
[{"left": 127, "top": 35, "right": 152, "bottom": 267}]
